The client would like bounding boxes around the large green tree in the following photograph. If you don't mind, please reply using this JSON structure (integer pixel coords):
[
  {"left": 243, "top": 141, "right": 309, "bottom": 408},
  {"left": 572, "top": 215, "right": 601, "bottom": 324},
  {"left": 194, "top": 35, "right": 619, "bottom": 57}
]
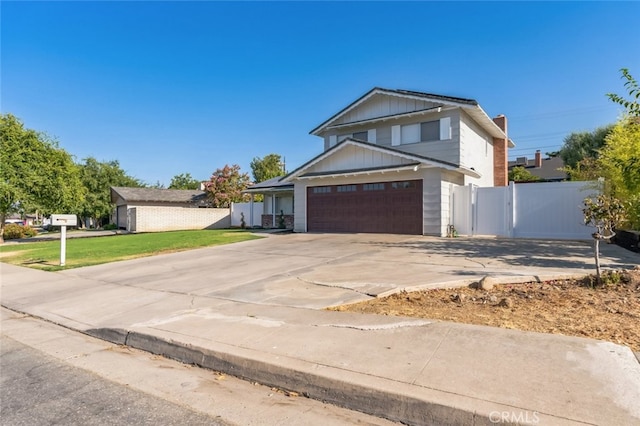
[
  {"left": 0, "top": 114, "right": 85, "bottom": 241},
  {"left": 168, "top": 173, "right": 201, "bottom": 190},
  {"left": 203, "top": 164, "right": 250, "bottom": 208},
  {"left": 78, "top": 157, "right": 142, "bottom": 228},
  {"left": 250, "top": 154, "right": 284, "bottom": 183},
  {"left": 559, "top": 125, "right": 614, "bottom": 169}
]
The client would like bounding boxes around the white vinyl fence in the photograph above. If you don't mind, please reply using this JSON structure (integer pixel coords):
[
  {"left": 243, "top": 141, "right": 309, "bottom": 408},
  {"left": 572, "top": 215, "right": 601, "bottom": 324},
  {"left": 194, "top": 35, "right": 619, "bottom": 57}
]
[
  {"left": 452, "top": 181, "right": 599, "bottom": 240},
  {"left": 230, "top": 202, "right": 264, "bottom": 228}
]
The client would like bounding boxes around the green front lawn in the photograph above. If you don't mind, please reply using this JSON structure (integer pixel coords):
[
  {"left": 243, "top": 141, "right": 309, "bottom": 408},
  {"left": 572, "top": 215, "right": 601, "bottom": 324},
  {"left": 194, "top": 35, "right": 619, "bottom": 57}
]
[{"left": 0, "top": 229, "right": 261, "bottom": 271}]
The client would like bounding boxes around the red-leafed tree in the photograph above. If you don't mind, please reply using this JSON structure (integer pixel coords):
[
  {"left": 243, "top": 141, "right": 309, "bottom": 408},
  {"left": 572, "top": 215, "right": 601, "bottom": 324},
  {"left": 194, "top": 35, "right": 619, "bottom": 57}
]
[{"left": 203, "top": 164, "right": 250, "bottom": 208}]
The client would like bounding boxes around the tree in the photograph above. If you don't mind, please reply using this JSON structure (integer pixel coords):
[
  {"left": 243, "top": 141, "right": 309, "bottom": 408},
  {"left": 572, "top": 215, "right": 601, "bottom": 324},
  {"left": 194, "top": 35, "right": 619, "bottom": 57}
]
[
  {"left": 78, "top": 157, "right": 143, "bottom": 228},
  {"left": 607, "top": 68, "right": 640, "bottom": 117},
  {"left": 597, "top": 120, "right": 640, "bottom": 229},
  {"left": 250, "top": 154, "right": 284, "bottom": 183},
  {"left": 0, "top": 114, "right": 85, "bottom": 242},
  {"left": 583, "top": 195, "right": 626, "bottom": 285},
  {"left": 559, "top": 125, "right": 614, "bottom": 169},
  {"left": 508, "top": 166, "right": 541, "bottom": 183},
  {"left": 168, "top": 173, "right": 201, "bottom": 190},
  {"left": 203, "top": 164, "right": 250, "bottom": 208}
]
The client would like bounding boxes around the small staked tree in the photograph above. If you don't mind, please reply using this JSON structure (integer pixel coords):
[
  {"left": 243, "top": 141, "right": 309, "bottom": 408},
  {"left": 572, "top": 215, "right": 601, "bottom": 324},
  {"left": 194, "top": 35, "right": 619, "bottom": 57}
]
[
  {"left": 583, "top": 194, "right": 626, "bottom": 285},
  {"left": 203, "top": 164, "right": 250, "bottom": 208}
]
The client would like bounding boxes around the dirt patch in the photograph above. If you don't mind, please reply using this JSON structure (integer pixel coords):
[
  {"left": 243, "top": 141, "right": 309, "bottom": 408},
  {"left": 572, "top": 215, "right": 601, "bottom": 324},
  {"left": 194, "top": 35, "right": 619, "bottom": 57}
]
[{"left": 330, "top": 268, "right": 640, "bottom": 352}]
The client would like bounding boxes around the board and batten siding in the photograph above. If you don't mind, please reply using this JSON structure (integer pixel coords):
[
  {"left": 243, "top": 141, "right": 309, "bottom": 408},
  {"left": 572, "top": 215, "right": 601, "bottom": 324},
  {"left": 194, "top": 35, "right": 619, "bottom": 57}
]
[
  {"left": 334, "top": 93, "right": 441, "bottom": 126},
  {"left": 323, "top": 110, "right": 461, "bottom": 166},
  {"left": 304, "top": 144, "right": 417, "bottom": 175},
  {"left": 459, "top": 110, "right": 494, "bottom": 187}
]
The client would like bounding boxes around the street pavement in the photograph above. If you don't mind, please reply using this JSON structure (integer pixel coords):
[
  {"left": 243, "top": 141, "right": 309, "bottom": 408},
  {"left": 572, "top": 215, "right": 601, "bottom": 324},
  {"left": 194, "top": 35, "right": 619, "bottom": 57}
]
[{"left": 1, "top": 233, "right": 639, "bottom": 425}]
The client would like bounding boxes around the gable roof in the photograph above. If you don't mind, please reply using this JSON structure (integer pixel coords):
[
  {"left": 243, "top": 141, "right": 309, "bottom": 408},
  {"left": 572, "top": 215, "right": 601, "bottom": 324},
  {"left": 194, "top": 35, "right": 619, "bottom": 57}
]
[
  {"left": 309, "top": 87, "right": 511, "bottom": 143},
  {"left": 110, "top": 187, "right": 209, "bottom": 204},
  {"left": 280, "top": 138, "right": 480, "bottom": 182}
]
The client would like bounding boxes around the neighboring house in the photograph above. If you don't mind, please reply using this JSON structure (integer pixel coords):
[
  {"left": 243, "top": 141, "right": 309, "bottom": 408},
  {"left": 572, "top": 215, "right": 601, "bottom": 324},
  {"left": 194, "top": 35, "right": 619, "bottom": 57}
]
[
  {"left": 508, "top": 150, "right": 568, "bottom": 182},
  {"left": 247, "top": 87, "right": 514, "bottom": 236},
  {"left": 110, "top": 187, "right": 224, "bottom": 232}
]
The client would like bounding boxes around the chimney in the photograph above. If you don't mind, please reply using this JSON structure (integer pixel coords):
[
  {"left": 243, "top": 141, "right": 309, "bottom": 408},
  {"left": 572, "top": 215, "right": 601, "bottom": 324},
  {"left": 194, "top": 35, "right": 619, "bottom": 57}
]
[
  {"left": 535, "top": 150, "right": 542, "bottom": 168},
  {"left": 492, "top": 115, "right": 508, "bottom": 187}
]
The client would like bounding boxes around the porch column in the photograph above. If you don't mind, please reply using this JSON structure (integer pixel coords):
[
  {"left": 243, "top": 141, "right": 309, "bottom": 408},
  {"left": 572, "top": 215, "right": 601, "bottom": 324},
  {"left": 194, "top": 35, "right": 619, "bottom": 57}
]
[
  {"left": 272, "top": 194, "right": 276, "bottom": 228},
  {"left": 249, "top": 194, "right": 254, "bottom": 228}
]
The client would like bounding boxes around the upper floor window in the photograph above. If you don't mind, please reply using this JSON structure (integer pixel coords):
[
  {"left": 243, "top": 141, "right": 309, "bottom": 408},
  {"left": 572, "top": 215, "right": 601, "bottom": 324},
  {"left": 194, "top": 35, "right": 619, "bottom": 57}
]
[
  {"left": 395, "top": 117, "right": 451, "bottom": 146},
  {"left": 352, "top": 131, "right": 368, "bottom": 141}
]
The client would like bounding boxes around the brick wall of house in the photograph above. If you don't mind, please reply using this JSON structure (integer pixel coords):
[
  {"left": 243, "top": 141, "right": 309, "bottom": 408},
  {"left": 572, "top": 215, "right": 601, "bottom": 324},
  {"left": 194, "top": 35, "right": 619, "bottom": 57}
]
[
  {"left": 129, "top": 206, "right": 230, "bottom": 232},
  {"left": 261, "top": 214, "right": 294, "bottom": 229}
]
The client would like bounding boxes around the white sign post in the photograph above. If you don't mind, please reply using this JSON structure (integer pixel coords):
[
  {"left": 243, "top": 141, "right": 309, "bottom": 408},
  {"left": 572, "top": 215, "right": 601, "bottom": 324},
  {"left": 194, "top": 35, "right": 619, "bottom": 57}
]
[{"left": 51, "top": 214, "right": 77, "bottom": 266}]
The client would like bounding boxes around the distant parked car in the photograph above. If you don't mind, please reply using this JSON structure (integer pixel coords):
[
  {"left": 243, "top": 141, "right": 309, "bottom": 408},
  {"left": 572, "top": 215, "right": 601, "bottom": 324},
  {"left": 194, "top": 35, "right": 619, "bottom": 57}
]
[{"left": 4, "top": 219, "right": 24, "bottom": 226}]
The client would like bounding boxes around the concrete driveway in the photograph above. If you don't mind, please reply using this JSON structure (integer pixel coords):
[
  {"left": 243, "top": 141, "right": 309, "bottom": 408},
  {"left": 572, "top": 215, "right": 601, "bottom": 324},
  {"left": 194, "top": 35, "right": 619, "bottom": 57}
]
[{"left": 61, "top": 233, "right": 639, "bottom": 309}]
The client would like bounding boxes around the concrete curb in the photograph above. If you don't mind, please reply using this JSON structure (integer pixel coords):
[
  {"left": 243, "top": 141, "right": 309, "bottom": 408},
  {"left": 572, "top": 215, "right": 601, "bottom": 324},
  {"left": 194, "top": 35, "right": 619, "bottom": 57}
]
[
  {"left": 374, "top": 273, "right": 590, "bottom": 299},
  {"left": 85, "top": 327, "right": 577, "bottom": 426}
]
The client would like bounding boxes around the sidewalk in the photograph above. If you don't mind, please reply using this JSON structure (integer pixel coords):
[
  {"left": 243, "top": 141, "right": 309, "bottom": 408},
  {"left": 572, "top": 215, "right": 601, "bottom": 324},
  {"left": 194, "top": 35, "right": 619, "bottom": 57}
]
[{"left": 2, "top": 261, "right": 639, "bottom": 426}]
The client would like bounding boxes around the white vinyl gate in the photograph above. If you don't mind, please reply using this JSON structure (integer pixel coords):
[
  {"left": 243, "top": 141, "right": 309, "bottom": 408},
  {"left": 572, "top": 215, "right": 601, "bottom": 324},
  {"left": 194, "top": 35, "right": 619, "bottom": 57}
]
[{"left": 452, "top": 181, "right": 599, "bottom": 240}]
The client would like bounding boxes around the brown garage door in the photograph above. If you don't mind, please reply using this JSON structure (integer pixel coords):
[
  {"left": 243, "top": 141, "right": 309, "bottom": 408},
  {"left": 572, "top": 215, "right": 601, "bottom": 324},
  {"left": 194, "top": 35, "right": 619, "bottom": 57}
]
[{"left": 307, "top": 180, "right": 423, "bottom": 234}]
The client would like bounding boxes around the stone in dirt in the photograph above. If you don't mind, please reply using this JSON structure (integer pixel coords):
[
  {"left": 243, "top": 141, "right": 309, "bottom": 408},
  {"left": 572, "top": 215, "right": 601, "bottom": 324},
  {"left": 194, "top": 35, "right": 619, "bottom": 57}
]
[{"left": 479, "top": 276, "right": 496, "bottom": 291}]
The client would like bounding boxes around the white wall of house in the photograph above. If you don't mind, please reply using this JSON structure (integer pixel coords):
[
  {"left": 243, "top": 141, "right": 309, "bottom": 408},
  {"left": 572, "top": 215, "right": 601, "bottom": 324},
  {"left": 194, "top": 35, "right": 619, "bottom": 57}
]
[
  {"left": 333, "top": 93, "right": 441, "bottom": 126},
  {"left": 459, "top": 110, "right": 495, "bottom": 187},
  {"left": 323, "top": 110, "right": 462, "bottom": 167},
  {"left": 306, "top": 144, "right": 417, "bottom": 175},
  {"left": 128, "top": 206, "right": 230, "bottom": 232}
]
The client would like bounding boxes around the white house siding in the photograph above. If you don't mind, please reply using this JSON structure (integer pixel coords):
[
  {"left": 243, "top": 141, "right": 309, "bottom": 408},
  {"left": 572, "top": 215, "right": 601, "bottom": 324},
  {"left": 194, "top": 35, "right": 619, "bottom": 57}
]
[
  {"left": 459, "top": 110, "right": 494, "bottom": 187},
  {"left": 305, "top": 145, "right": 416, "bottom": 175},
  {"left": 440, "top": 172, "right": 465, "bottom": 236},
  {"left": 129, "top": 206, "right": 230, "bottom": 232},
  {"left": 323, "top": 110, "right": 461, "bottom": 165},
  {"left": 334, "top": 93, "right": 440, "bottom": 126},
  {"left": 421, "top": 169, "right": 444, "bottom": 236}
]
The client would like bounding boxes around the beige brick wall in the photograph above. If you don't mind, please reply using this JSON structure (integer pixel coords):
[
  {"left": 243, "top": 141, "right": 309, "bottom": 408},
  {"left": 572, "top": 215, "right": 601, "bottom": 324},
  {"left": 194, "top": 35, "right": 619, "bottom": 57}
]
[{"left": 129, "top": 206, "right": 230, "bottom": 232}]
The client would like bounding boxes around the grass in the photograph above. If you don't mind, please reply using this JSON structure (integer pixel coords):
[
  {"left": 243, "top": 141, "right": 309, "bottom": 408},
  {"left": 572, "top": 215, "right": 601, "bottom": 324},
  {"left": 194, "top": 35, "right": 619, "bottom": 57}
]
[{"left": 0, "top": 229, "right": 261, "bottom": 271}]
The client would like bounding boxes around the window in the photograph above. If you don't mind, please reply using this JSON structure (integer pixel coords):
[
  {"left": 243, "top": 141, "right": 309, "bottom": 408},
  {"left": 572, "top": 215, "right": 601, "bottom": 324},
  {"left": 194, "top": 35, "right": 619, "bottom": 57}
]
[
  {"left": 337, "top": 185, "right": 356, "bottom": 192},
  {"left": 363, "top": 183, "right": 385, "bottom": 191},
  {"left": 391, "top": 181, "right": 415, "bottom": 190},
  {"left": 421, "top": 121, "right": 440, "bottom": 141},
  {"left": 352, "top": 131, "right": 368, "bottom": 141},
  {"left": 400, "top": 119, "right": 447, "bottom": 144},
  {"left": 401, "top": 123, "right": 421, "bottom": 144},
  {"left": 313, "top": 186, "right": 331, "bottom": 194}
]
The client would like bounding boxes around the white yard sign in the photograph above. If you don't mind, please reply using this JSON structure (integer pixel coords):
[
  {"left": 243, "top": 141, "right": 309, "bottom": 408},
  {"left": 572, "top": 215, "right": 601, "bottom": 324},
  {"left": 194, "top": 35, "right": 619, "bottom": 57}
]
[{"left": 50, "top": 214, "right": 77, "bottom": 266}]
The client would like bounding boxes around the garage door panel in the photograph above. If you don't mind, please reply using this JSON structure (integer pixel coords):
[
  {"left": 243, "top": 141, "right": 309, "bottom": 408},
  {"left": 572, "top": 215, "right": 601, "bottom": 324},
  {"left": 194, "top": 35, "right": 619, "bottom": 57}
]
[{"left": 307, "top": 180, "right": 422, "bottom": 235}]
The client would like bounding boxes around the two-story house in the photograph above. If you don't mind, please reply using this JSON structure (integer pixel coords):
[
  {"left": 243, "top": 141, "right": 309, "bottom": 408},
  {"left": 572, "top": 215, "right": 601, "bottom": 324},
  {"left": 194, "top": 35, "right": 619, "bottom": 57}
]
[{"left": 246, "top": 87, "right": 513, "bottom": 236}]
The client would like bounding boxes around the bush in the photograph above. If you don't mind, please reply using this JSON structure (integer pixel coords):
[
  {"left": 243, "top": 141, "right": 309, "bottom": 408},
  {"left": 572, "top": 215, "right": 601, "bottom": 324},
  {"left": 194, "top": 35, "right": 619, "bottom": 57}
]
[
  {"left": 23, "top": 225, "right": 38, "bottom": 238},
  {"left": 4, "top": 223, "right": 25, "bottom": 239},
  {"left": 103, "top": 223, "right": 117, "bottom": 230}
]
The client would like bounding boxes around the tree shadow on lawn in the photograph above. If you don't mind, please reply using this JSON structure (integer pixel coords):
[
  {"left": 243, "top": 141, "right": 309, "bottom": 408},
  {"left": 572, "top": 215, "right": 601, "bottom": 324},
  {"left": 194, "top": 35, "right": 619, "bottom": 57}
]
[{"left": 362, "top": 237, "right": 639, "bottom": 272}]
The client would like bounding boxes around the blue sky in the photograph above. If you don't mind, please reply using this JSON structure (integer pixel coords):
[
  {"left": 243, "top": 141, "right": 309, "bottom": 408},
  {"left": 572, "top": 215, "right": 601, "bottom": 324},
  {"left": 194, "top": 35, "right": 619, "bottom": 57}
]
[{"left": 2, "top": 1, "right": 639, "bottom": 186}]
